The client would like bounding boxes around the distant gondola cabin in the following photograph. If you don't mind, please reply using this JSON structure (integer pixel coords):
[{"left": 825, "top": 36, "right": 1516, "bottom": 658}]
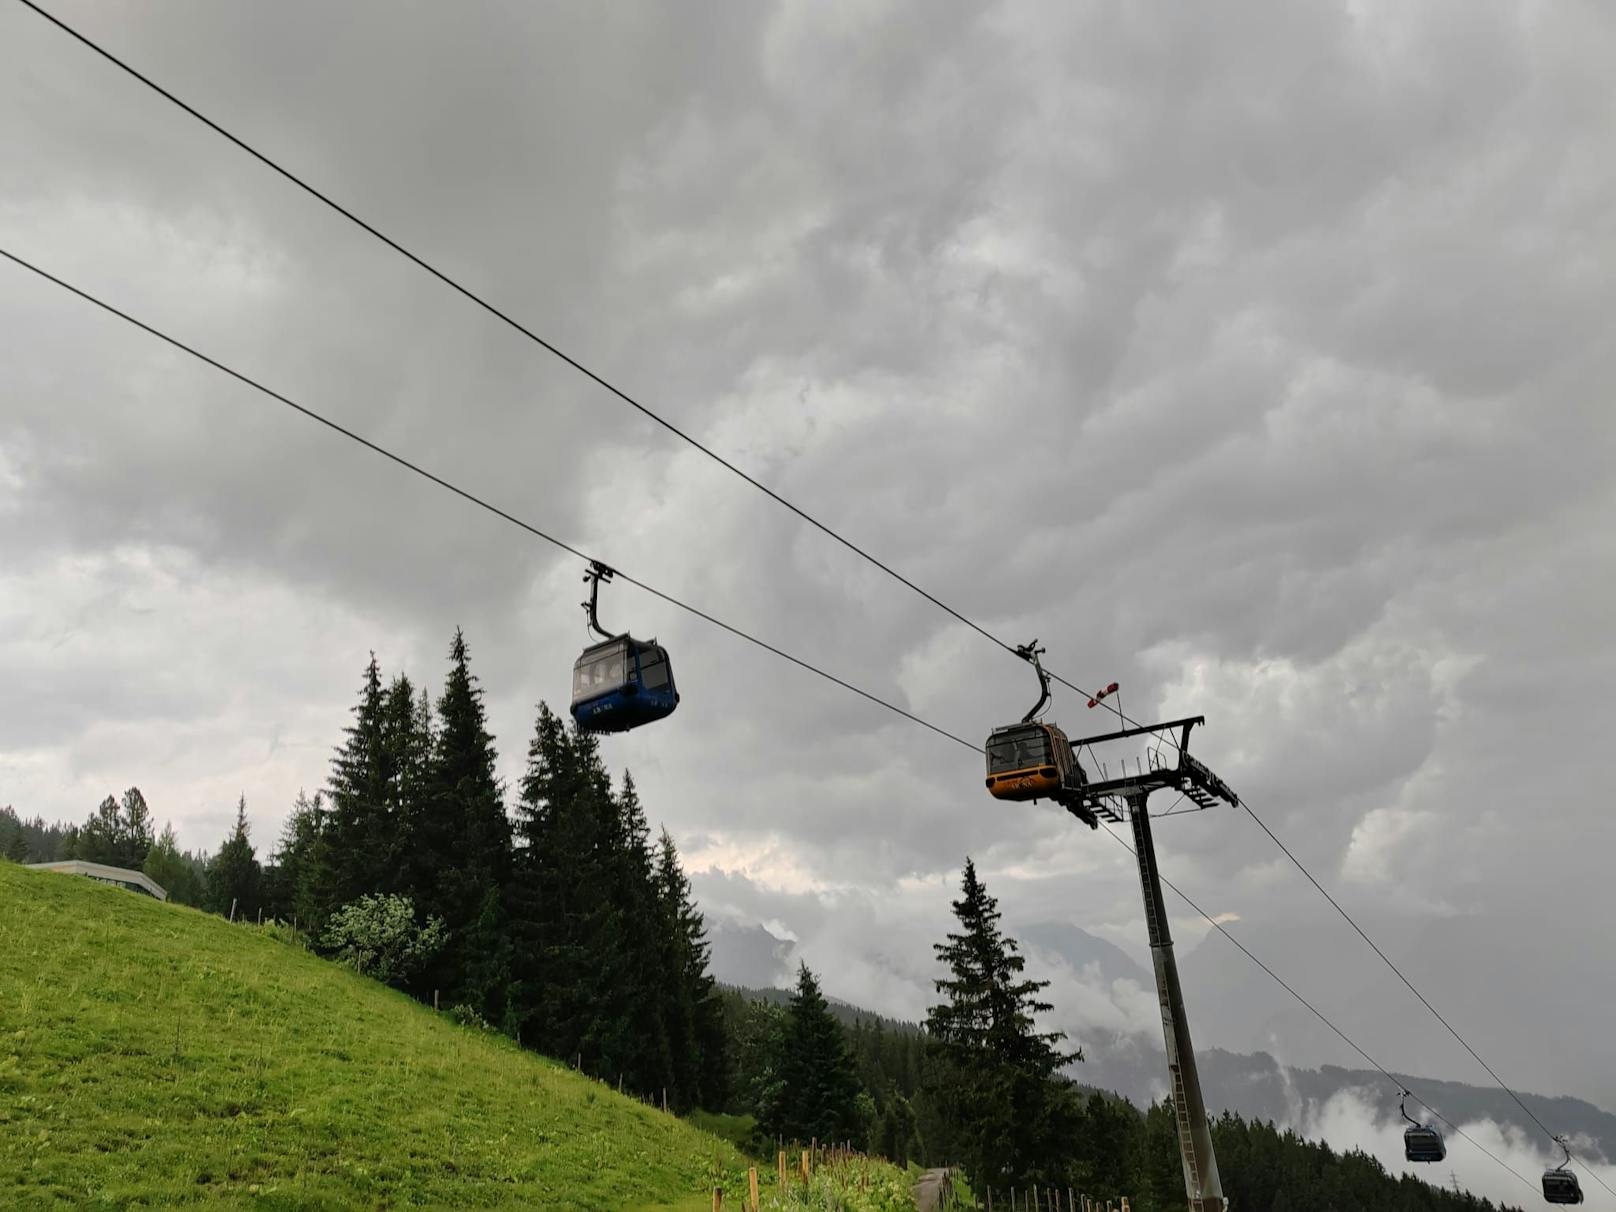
[{"left": 1403, "top": 1125, "right": 1446, "bottom": 1163}]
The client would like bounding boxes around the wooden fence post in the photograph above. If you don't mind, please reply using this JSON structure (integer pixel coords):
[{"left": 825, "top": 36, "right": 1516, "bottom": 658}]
[
  {"left": 748, "top": 1167, "right": 759, "bottom": 1212},
  {"left": 711, "top": 1187, "right": 721, "bottom": 1212},
  {"left": 800, "top": 1149, "right": 810, "bottom": 1181},
  {"left": 229, "top": 897, "right": 237, "bottom": 922},
  {"left": 433, "top": 989, "right": 439, "bottom": 1011},
  {"left": 777, "top": 1151, "right": 786, "bottom": 1187}
]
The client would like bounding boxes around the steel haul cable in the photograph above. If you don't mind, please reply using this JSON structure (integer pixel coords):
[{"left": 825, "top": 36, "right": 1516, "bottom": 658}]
[{"left": 1, "top": 246, "right": 1565, "bottom": 1206}]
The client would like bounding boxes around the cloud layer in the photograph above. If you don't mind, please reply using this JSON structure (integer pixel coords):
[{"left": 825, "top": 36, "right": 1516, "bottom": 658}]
[{"left": 5, "top": 4, "right": 1615, "bottom": 1181}]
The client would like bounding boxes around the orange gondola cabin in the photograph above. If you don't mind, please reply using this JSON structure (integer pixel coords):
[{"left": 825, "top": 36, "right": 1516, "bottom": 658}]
[{"left": 985, "top": 720, "right": 1084, "bottom": 802}]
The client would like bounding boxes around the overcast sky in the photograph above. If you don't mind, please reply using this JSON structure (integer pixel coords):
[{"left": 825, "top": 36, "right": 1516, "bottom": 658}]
[{"left": 4, "top": 0, "right": 1614, "bottom": 1191}]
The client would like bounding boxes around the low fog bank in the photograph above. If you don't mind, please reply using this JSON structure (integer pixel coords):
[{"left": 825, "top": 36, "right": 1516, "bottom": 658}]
[{"left": 1079, "top": 1043, "right": 1616, "bottom": 1207}]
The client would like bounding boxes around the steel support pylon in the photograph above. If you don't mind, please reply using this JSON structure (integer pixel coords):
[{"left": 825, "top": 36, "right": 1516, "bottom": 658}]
[{"left": 1126, "top": 788, "right": 1226, "bottom": 1212}]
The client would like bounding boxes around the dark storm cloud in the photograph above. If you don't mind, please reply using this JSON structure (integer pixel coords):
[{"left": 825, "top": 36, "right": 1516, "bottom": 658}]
[{"left": 4, "top": 0, "right": 1614, "bottom": 1134}]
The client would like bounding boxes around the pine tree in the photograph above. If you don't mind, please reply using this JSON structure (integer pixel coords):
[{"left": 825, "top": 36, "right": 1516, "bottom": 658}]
[
  {"left": 1, "top": 808, "right": 29, "bottom": 862},
  {"left": 766, "top": 962, "right": 862, "bottom": 1145},
  {"left": 207, "top": 796, "right": 261, "bottom": 919},
  {"left": 143, "top": 824, "right": 205, "bottom": 905},
  {"left": 606, "top": 774, "right": 677, "bottom": 1100},
  {"left": 411, "top": 630, "right": 510, "bottom": 1014},
  {"left": 925, "top": 858, "right": 1080, "bottom": 1189},
  {"left": 2, "top": 818, "right": 29, "bottom": 862},
  {"left": 509, "top": 704, "right": 627, "bottom": 1075},
  {"left": 385, "top": 676, "right": 433, "bottom": 871},
  {"left": 77, "top": 795, "right": 123, "bottom": 864},
  {"left": 324, "top": 655, "right": 393, "bottom": 911},
  {"left": 117, "top": 787, "right": 155, "bottom": 869},
  {"left": 656, "top": 827, "right": 728, "bottom": 1110},
  {"left": 264, "top": 790, "right": 329, "bottom": 929}
]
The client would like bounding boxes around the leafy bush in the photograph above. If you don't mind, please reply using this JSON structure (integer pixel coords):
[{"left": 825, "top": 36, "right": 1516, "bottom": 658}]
[
  {"left": 320, "top": 893, "right": 446, "bottom": 988},
  {"left": 758, "top": 1156, "right": 915, "bottom": 1211},
  {"left": 447, "top": 1003, "right": 494, "bottom": 1032}
]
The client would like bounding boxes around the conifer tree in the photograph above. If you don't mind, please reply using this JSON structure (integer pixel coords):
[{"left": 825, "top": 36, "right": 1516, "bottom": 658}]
[
  {"left": 386, "top": 676, "right": 433, "bottom": 860},
  {"left": 509, "top": 705, "right": 627, "bottom": 1074},
  {"left": 766, "top": 962, "right": 862, "bottom": 1145},
  {"left": 412, "top": 630, "right": 510, "bottom": 1014},
  {"left": 609, "top": 774, "right": 677, "bottom": 1099},
  {"left": 116, "top": 787, "right": 155, "bottom": 869},
  {"left": 264, "top": 791, "right": 329, "bottom": 929},
  {"left": 143, "top": 824, "right": 205, "bottom": 906},
  {"left": 207, "top": 796, "right": 261, "bottom": 919},
  {"left": 77, "top": 795, "right": 123, "bottom": 864},
  {"left": 925, "top": 858, "right": 1080, "bottom": 1189},
  {"left": 656, "top": 827, "right": 728, "bottom": 1110},
  {"left": 325, "top": 655, "right": 394, "bottom": 911}
]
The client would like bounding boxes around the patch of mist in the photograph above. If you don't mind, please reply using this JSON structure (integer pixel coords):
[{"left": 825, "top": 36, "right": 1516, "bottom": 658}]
[{"left": 1289, "top": 1084, "right": 1616, "bottom": 1207}]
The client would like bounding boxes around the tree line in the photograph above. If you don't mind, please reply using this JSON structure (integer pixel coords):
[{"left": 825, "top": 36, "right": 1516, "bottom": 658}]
[
  {"left": 714, "top": 861, "right": 1520, "bottom": 1211},
  {"left": 1, "top": 635, "right": 1525, "bottom": 1207},
  {"left": 3, "top": 630, "right": 725, "bottom": 1113}
]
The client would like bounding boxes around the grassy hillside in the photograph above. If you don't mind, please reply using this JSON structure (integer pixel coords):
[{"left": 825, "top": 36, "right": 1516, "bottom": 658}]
[{"left": 0, "top": 861, "right": 748, "bottom": 1210}]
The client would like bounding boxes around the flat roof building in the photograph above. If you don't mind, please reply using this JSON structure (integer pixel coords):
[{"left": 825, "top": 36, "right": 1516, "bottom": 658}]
[{"left": 26, "top": 860, "right": 168, "bottom": 901}]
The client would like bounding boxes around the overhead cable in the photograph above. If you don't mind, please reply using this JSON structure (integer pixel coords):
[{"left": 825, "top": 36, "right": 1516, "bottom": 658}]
[
  {"left": 1232, "top": 796, "right": 1616, "bottom": 1200},
  {"left": 1096, "top": 824, "right": 1543, "bottom": 1201},
  {"left": 12, "top": 0, "right": 1117, "bottom": 713},
  {"left": 0, "top": 246, "right": 979, "bottom": 756},
  {"left": 6, "top": 244, "right": 1570, "bottom": 1206}
]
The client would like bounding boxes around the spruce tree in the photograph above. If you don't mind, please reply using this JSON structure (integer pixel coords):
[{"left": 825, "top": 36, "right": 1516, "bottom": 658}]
[
  {"left": 1, "top": 808, "right": 31, "bottom": 862},
  {"left": 386, "top": 676, "right": 433, "bottom": 866},
  {"left": 207, "top": 796, "right": 261, "bottom": 919},
  {"left": 77, "top": 796, "right": 123, "bottom": 864},
  {"left": 143, "top": 824, "right": 205, "bottom": 905},
  {"left": 264, "top": 791, "right": 329, "bottom": 929},
  {"left": 767, "top": 962, "right": 862, "bottom": 1145},
  {"left": 412, "top": 630, "right": 510, "bottom": 1014},
  {"left": 509, "top": 704, "right": 627, "bottom": 1076},
  {"left": 925, "top": 858, "right": 1080, "bottom": 1189},
  {"left": 3, "top": 822, "right": 29, "bottom": 863},
  {"left": 608, "top": 774, "right": 677, "bottom": 1100},
  {"left": 117, "top": 787, "right": 155, "bottom": 869},
  {"left": 656, "top": 827, "right": 728, "bottom": 1110},
  {"left": 325, "top": 655, "right": 393, "bottom": 911}
]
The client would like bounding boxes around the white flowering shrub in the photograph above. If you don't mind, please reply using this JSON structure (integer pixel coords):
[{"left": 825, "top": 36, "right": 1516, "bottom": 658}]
[{"left": 321, "top": 893, "right": 446, "bottom": 988}]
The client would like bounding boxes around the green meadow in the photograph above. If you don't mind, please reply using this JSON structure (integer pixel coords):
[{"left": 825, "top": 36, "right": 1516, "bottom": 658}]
[{"left": 0, "top": 861, "right": 751, "bottom": 1209}]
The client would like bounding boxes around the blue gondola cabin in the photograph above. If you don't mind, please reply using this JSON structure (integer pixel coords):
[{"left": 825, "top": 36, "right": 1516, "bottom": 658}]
[{"left": 570, "top": 635, "right": 679, "bottom": 733}]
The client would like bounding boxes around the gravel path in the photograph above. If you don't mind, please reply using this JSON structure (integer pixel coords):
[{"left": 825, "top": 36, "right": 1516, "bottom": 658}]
[{"left": 914, "top": 1167, "right": 952, "bottom": 1212}]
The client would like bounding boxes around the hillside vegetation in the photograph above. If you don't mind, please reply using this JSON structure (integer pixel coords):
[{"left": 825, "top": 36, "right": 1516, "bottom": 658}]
[{"left": 0, "top": 862, "right": 746, "bottom": 1210}]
